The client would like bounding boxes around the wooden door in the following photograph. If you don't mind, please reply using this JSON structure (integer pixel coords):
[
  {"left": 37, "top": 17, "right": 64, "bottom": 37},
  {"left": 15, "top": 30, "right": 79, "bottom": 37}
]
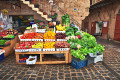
[
  {"left": 91, "top": 22, "right": 96, "bottom": 35},
  {"left": 114, "top": 14, "right": 120, "bottom": 41},
  {"left": 102, "top": 21, "right": 109, "bottom": 39}
]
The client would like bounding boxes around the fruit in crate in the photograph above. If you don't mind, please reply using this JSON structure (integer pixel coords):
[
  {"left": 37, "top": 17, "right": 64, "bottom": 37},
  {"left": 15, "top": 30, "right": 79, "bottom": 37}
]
[
  {"left": 21, "top": 33, "right": 36, "bottom": 39},
  {"left": 55, "top": 42, "right": 71, "bottom": 48},
  {"left": 32, "top": 42, "right": 43, "bottom": 48},
  {"left": 6, "top": 29, "right": 18, "bottom": 35},
  {"left": 44, "top": 42, "right": 55, "bottom": 48},
  {"left": 55, "top": 33, "right": 66, "bottom": 39},
  {"left": 20, "top": 33, "right": 44, "bottom": 39},
  {"left": 44, "top": 31, "right": 56, "bottom": 39},
  {"left": 4, "top": 35, "right": 15, "bottom": 39},
  {"left": 33, "top": 33, "right": 44, "bottom": 39},
  {"left": 16, "top": 41, "right": 35, "bottom": 49},
  {"left": 56, "top": 24, "right": 66, "bottom": 31}
]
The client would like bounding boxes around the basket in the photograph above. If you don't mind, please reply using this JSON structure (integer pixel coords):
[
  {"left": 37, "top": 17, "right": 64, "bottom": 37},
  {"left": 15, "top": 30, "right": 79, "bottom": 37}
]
[
  {"left": 43, "top": 48, "right": 55, "bottom": 51},
  {"left": 71, "top": 57, "right": 87, "bottom": 70},
  {"left": 18, "top": 35, "right": 32, "bottom": 41},
  {"left": 56, "top": 48, "right": 69, "bottom": 51}
]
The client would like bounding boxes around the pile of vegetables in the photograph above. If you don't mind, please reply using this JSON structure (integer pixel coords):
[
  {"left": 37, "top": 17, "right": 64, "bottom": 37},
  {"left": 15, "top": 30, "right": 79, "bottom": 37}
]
[
  {"left": 65, "top": 24, "right": 104, "bottom": 61},
  {"left": 62, "top": 14, "right": 70, "bottom": 27}
]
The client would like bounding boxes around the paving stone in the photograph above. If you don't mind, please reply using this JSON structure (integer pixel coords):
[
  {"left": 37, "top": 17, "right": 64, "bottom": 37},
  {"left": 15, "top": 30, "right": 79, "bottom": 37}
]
[
  {"left": 65, "top": 78, "right": 71, "bottom": 80},
  {"left": 9, "top": 77, "right": 15, "bottom": 80},
  {"left": 50, "top": 77, "right": 57, "bottom": 80},
  {"left": 16, "top": 75, "right": 23, "bottom": 79},
  {"left": 36, "top": 77, "right": 43, "bottom": 80},
  {"left": 71, "top": 73, "right": 76, "bottom": 76},
  {"left": 65, "top": 74, "right": 70, "bottom": 77},
  {"left": 29, "top": 78, "right": 36, "bottom": 80},
  {"left": 58, "top": 76, "right": 64, "bottom": 79},
  {"left": 72, "top": 77, "right": 77, "bottom": 80},
  {"left": 2, "top": 75, "right": 12, "bottom": 80},
  {"left": 21, "top": 77, "right": 29, "bottom": 80},
  {"left": 0, "top": 38, "right": 119, "bottom": 80}
]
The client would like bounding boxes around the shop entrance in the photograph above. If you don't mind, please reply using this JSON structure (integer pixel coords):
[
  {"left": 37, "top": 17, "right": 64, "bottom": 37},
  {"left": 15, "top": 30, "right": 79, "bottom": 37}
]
[
  {"left": 95, "top": 21, "right": 103, "bottom": 35},
  {"left": 10, "top": 15, "right": 34, "bottom": 33}
]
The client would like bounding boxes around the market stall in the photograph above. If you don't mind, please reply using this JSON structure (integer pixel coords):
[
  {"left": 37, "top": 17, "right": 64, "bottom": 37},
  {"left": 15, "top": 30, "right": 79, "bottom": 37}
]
[
  {"left": 13, "top": 14, "right": 104, "bottom": 69},
  {"left": 0, "top": 10, "right": 19, "bottom": 57},
  {"left": 0, "top": 29, "right": 19, "bottom": 57}
]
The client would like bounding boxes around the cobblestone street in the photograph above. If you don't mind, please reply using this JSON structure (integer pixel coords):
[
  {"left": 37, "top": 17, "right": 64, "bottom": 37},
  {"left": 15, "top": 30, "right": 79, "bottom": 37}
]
[{"left": 0, "top": 37, "right": 119, "bottom": 80}]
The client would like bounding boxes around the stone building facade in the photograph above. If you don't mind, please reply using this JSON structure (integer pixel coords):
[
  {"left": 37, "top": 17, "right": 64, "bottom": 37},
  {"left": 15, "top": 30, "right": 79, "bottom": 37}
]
[
  {"left": 57, "top": 0, "right": 90, "bottom": 27},
  {"left": 0, "top": 1, "right": 47, "bottom": 22},
  {"left": 83, "top": 0, "right": 120, "bottom": 41}
]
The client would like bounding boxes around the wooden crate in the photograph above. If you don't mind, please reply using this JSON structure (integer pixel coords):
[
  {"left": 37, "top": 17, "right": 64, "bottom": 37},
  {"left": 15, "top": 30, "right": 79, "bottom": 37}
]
[{"left": 15, "top": 50, "right": 71, "bottom": 64}]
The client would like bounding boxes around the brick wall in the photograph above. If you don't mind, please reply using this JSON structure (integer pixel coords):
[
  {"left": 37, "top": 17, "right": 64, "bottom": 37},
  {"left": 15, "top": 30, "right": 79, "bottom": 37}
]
[{"left": 0, "top": 1, "right": 47, "bottom": 22}]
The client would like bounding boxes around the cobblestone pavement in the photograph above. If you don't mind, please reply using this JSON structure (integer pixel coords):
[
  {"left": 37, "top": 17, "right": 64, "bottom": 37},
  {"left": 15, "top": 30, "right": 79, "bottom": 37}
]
[
  {"left": 0, "top": 54, "right": 119, "bottom": 80},
  {"left": 0, "top": 37, "right": 120, "bottom": 80},
  {"left": 96, "top": 37, "right": 120, "bottom": 76}
]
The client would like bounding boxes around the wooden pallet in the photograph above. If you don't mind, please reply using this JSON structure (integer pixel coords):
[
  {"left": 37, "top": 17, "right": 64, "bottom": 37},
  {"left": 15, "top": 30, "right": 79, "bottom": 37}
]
[{"left": 15, "top": 50, "right": 72, "bottom": 64}]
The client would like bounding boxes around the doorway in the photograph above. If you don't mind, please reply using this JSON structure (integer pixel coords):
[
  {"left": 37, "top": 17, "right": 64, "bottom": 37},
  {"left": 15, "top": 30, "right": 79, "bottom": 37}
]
[{"left": 95, "top": 21, "right": 103, "bottom": 35}]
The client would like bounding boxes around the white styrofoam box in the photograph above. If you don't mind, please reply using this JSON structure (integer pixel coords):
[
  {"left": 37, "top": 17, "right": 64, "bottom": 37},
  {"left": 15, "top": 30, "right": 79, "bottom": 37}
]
[
  {"left": 32, "top": 39, "right": 43, "bottom": 41},
  {"left": 43, "top": 48, "right": 55, "bottom": 51},
  {"left": 26, "top": 56, "right": 37, "bottom": 65},
  {"left": 44, "top": 39, "right": 55, "bottom": 41},
  {"left": 56, "top": 31, "right": 65, "bottom": 33},
  {"left": 18, "top": 35, "right": 32, "bottom": 41},
  {"left": 88, "top": 53, "right": 103, "bottom": 63},
  {"left": 0, "top": 50, "right": 5, "bottom": 55},
  {"left": 15, "top": 49, "right": 29, "bottom": 52},
  {"left": 56, "top": 48, "right": 69, "bottom": 51},
  {"left": 36, "top": 29, "right": 46, "bottom": 33},
  {"left": 88, "top": 53, "right": 97, "bottom": 57},
  {"left": 57, "top": 39, "right": 67, "bottom": 41},
  {"left": 94, "top": 54, "right": 103, "bottom": 63},
  {"left": 29, "top": 48, "right": 42, "bottom": 52}
]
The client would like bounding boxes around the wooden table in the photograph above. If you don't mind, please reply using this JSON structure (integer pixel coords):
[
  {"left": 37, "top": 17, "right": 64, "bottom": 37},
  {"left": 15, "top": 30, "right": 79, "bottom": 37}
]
[{"left": 15, "top": 51, "right": 72, "bottom": 64}]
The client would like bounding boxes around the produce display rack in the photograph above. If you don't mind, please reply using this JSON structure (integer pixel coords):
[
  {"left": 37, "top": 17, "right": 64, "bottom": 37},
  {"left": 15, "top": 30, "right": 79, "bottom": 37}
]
[
  {"left": 15, "top": 51, "right": 72, "bottom": 64},
  {"left": 0, "top": 33, "right": 19, "bottom": 57}
]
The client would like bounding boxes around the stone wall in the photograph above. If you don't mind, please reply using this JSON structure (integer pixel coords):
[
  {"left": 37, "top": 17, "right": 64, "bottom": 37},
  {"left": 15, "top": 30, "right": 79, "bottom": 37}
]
[
  {"left": 56, "top": 0, "right": 90, "bottom": 27},
  {"left": 83, "top": 0, "right": 120, "bottom": 40},
  {"left": 0, "top": 1, "right": 47, "bottom": 22}
]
